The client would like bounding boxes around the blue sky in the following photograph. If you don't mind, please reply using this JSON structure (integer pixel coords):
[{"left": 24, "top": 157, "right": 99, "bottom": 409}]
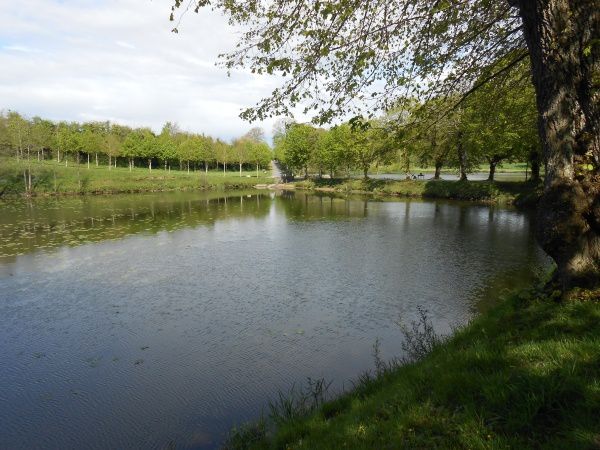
[{"left": 0, "top": 0, "right": 296, "bottom": 141}]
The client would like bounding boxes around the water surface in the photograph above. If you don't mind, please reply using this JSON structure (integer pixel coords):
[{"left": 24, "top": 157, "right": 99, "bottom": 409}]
[{"left": 0, "top": 191, "right": 549, "bottom": 449}]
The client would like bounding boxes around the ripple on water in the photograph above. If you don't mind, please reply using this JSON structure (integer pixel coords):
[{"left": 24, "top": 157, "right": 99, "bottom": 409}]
[{"left": 0, "top": 191, "right": 549, "bottom": 449}]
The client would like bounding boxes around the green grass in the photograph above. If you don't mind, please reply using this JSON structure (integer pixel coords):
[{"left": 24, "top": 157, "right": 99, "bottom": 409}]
[
  {"left": 227, "top": 286, "right": 600, "bottom": 449},
  {"left": 376, "top": 162, "right": 532, "bottom": 174},
  {"left": 0, "top": 158, "right": 274, "bottom": 196},
  {"left": 291, "top": 178, "right": 542, "bottom": 207}
]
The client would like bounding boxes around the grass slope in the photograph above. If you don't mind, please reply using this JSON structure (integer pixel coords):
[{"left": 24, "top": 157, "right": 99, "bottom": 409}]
[
  {"left": 291, "top": 178, "right": 542, "bottom": 207},
  {"left": 230, "top": 287, "right": 600, "bottom": 449},
  {"left": 0, "top": 158, "right": 273, "bottom": 196}
]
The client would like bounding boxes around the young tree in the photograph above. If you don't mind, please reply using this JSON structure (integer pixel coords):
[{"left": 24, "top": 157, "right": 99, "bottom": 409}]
[
  {"left": 279, "top": 123, "right": 319, "bottom": 178},
  {"left": 174, "top": 0, "right": 600, "bottom": 288},
  {"left": 198, "top": 135, "right": 215, "bottom": 174},
  {"left": 158, "top": 122, "right": 181, "bottom": 171},
  {"left": 81, "top": 122, "right": 103, "bottom": 169},
  {"left": 122, "top": 128, "right": 152, "bottom": 171},
  {"left": 214, "top": 139, "right": 231, "bottom": 175},
  {"left": 231, "top": 138, "right": 250, "bottom": 177},
  {"left": 6, "top": 111, "right": 28, "bottom": 161},
  {"left": 30, "top": 117, "right": 55, "bottom": 161},
  {"left": 249, "top": 141, "right": 271, "bottom": 177}
]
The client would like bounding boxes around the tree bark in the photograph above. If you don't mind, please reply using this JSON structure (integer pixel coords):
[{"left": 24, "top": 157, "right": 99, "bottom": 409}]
[
  {"left": 488, "top": 161, "right": 497, "bottom": 182},
  {"left": 457, "top": 132, "right": 468, "bottom": 181},
  {"left": 516, "top": 0, "right": 600, "bottom": 289},
  {"left": 488, "top": 155, "right": 504, "bottom": 181},
  {"left": 528, "top": 147, "right": 541, "bottom": 182},
  {"left": 434, "top": 161, "right": 443, "bottom": 180}
]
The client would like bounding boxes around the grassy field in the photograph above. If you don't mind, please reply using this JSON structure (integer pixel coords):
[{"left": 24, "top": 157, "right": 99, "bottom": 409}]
[
  {"left": 227, "top": 284, "right": 600, "bottom": 449},
  {"left": 0, "top": 158, "right": 273, "bottom": 196},
  {"left": 289, "top": 178, "right": 542, "bottom": 207}
]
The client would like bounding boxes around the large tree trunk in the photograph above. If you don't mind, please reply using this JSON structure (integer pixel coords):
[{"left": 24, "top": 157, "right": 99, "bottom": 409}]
[{"left": 517, "top": 0, "right": 600, "bottom": 289}]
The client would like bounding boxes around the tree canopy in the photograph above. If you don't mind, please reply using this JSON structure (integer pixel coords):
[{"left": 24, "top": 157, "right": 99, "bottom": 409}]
[{"left": 172, "top": 0, "right": 600, "bottom": 289}]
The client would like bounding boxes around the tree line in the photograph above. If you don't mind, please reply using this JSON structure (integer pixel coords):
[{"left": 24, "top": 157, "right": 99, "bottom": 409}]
[
  {"left": 0, "top": 113, "right": 273, "bottom": 176},
  {"left": 274, "top": 61, "right": 540, "bottom": 182}
]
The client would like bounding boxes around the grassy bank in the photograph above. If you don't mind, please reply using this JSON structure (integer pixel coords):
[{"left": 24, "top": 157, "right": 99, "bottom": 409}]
[
  {"left": 289, "top": 178, "right": 542, "bottom": 207},
  {"left": 228, "top": 286, "right": 600, "bottom": 449},
  {"left": 375, "top": 162, "right": 531, "bottom": 175},
  {"left": 0, "top": 158, "right": 273, "bottom": 196}
]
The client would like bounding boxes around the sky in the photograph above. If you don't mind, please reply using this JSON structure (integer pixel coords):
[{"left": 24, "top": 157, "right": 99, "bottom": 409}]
[{"left": 0, "top": 0, "right": 298, "bottom": 142}]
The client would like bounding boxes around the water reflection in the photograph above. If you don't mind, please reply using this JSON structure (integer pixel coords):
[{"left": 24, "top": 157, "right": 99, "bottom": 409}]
[
  {"left": 0, "top": 191, "right": 271, "bottom": 260},
  {"left": 0, "top": 190, "right": 549, "bottom": 449}
]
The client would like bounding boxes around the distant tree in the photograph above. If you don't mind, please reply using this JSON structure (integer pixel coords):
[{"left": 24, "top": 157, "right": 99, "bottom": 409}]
[
  {"left": 173, "top": 0, "right": 600, "bottom": 289},
  {"left": 279, "top": 123, "right": 319, "bottom": 178},
  {"left": 30, "top": 117, "right": 55, "bottom": 161},
  {"left": 231, "top": 138, "right": 251, "bottom": 177},
  {"left": 249, "top": 141, "right": 272, "bottom": 177},
  {"left": 320, "top": 125, "right": 351, "bottom": 178},
  {"left": 81, "top": 123, "right": 104, "bottom": 169},
  {"left": 6, "top": 111, "right": 28, "bottom": 161},
  {"left": 214, "top": 139, "right": 231, "bottom": 175},
  {"left": 122, "top": 129, "right": 153, "bottom": 171},
  {"left": 351, "top": 124, "right": 395, "bottom": 179},
  {"left": 197, "top": 135, "right": 215, "bottom": 174}
]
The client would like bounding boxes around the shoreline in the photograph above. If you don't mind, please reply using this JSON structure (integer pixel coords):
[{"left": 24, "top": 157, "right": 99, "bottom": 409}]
[
  {"left": 1, "top": 178, "right": 542, "bottom": 209},
  {"left": 259, "top": 178, "right": 542, "bottom": 208},
  {"left": 227, "top": 284, "right": 600, "bottom": 449}
]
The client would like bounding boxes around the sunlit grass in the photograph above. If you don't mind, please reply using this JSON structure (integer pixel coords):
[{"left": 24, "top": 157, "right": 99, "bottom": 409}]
[
  {"left": 0, "top": 157, "right": 274, "bottom": 196},
  {"left": 291, "top": 178, "right": 542, "bottom": 206},
  {"left": 227, "top": 286, "right": 600, "bottom": 449}
]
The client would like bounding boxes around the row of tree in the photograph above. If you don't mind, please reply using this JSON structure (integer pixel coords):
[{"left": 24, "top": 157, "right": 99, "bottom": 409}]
[
  {"left": 0, "top": 113, "right": 272, "bottom": 176},
  {"left": 274, "top": 60, "right": 540, "bottom": 182}
]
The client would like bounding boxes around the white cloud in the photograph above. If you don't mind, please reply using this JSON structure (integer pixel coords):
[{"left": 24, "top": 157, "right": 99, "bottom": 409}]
[{"left": 0, "top": 0, "right": 301, "bottom": 142}]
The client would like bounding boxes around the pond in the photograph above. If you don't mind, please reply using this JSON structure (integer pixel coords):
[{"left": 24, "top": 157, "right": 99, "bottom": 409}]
[{"left": 0, "top": 190, "right": 549, "bottom": 449}]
